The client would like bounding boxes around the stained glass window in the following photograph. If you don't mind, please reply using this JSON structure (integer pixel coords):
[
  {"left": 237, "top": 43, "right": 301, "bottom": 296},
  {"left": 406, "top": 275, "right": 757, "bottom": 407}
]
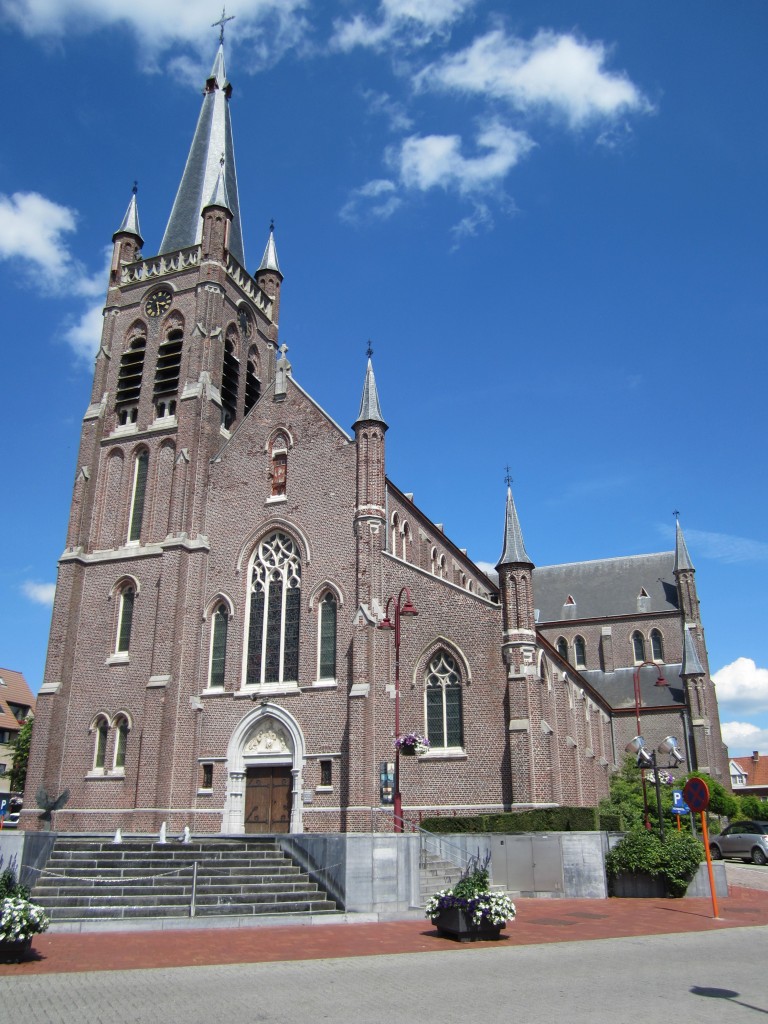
[
  {"left": 116, "top": 586, "right": 135, "bottom": 653},
  {"left": 210, "top": 604, "right": 228, "bottom": 687},
  {"left": 574, "top": 635, "right": 586, "bottom": 668},
  {"left": 651, "top": 629, "right": 664, "bottom": 662},
  {"left": 114, "top": 717, "right": 129, "bottom": 769},
  {"left": 94, "top": 718, "right": 108, "bottom": 769},
  {"left": 246, "top": 532, "right": 301, "bottom": 685},
  {"left": 128, "top": 451, "right": 148, "bottom": 543},
  {"left": 425, "top": 650, "right": 463, "bottom": 748},
  {"left": 632, "top": 631, "right": 646, "bottom": 663}
]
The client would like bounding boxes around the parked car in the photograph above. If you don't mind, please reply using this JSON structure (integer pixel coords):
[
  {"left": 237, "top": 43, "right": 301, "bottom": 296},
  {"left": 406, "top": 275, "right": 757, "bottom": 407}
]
[{"left": 709, "top": 820, "right": 768, "bottom": 865}]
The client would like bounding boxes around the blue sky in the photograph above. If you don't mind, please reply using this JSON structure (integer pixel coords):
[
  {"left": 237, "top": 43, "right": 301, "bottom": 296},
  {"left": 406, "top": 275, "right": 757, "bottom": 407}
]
[{"left": 0, "top": 1, "right": 765, "bottom": 756}]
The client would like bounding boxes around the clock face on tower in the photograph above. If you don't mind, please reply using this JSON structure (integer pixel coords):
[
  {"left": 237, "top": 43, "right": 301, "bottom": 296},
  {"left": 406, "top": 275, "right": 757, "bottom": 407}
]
[{"left": 145, "top": 289, "right": 172, "bottom": 317}]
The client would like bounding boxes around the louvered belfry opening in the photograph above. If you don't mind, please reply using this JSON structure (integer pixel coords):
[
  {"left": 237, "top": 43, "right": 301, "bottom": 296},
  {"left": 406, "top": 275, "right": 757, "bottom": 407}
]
[
  {"left": 221, "top": 340, "right": 240, "bottom": 428},
  {"left": 153, "top": 329, "right": 183, "bottom": 415}
]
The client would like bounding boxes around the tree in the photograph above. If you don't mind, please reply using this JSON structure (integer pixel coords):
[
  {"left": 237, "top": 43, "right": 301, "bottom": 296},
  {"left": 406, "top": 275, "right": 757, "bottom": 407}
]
[
  {"left": 5, "top": 716, "right": 33, "bottom": 794},
  {"left": 738, "top": 794, "right": 768, "bottom": 819},
  {"left": 683, "top": 770, "right": 739, "bottom": 819}
]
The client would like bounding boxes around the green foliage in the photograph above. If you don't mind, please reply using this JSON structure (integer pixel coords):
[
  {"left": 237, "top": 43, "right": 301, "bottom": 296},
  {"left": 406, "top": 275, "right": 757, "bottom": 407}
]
[
  {"left": 683, "top": 771, "right": 738, "bottom": 818},
  {"left": 0, "top": 868, "right": 30, "bottom": 901},
  {"left": 738, "top": 794, "right": 768, "bottom": 820},
  {"left": 421, "top": 806, "right": 603, "bottom": 834},
  {"left": 605, "top": 827, "right": 703, "bottom": 898},
  {"left": 4, "top": 716, "right": 33, "bottom": 793}
]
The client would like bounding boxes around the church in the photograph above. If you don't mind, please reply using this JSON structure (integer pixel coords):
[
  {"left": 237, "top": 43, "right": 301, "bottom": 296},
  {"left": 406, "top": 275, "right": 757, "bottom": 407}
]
[{"left": 22, "top": 38, "right": 728, "bottom": 835}]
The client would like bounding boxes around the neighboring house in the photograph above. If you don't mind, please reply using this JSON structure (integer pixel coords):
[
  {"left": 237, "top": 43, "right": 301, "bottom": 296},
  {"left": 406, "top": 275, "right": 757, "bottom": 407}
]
[
  {"left": 0, "top": 668, "right": 35, "bottom": 796},
  {"left": 730, "top": 753, "right": 768, "bottom": 800},
  {"left": 22, "top": 37, "right": 729, "bottom": 835}
]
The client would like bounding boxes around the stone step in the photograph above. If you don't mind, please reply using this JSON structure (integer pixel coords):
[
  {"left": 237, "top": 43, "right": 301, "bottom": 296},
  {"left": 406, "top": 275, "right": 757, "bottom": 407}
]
[
  {"left": 42, "top": 899, "right": 338, "bottom": 921},
  {"left": 36, "top": 880, "right": 322, "bottom": 899}
]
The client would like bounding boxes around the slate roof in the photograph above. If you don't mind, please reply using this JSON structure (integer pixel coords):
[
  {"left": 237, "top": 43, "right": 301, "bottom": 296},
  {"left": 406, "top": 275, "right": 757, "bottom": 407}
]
[
  {"left": 353, "top": 358, "right": 386, "bottom": 429},
  {"left": 159, "top": 43, "right": 245, "bottom": 266},
  {"left": 533, "top": 552, "right": 678, "bottom": 622},
  {"left": 0, "top": 668, "right": 35, "bottom": 734},
  {"left": 579, "top": 662, "right": 685, "bottom": 712},
  {"left": 496, "top": 485, "right": 533, "bottom": 568}
]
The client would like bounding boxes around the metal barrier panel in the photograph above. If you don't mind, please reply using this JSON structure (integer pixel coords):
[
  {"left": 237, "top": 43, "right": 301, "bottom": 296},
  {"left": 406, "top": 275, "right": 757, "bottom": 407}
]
[{"left": 491, "top": 835, "right": 564, "bottom": 894}]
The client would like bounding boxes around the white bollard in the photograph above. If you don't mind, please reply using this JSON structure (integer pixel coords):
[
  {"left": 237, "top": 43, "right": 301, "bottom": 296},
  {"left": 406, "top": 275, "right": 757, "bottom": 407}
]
[
  {"left": 182, "top": 825, "right": 191, "bottom": 844},
  {"left": 158, "top": 821, "right": 167, "bottom": 844},
  {"left": 112, "top": 828, "right": 122, "bottom": 844}
]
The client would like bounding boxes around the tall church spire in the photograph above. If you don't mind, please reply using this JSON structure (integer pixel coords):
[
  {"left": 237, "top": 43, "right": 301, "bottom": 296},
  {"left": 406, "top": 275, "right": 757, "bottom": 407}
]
[
  {"left": 114, "top": 185, "right": 142, "bottom": 243},
  {"left": 159, "top": 42, "right": 245, "bottom": 266},
  {"left": 496, "top": 482, "right": 533, "bottom": 569},
  {"left": 353, "top": 356, "right": 387, "bottom": 430},
  {"left": 674, "top": 516, "right": 695, "bottom": 572}
]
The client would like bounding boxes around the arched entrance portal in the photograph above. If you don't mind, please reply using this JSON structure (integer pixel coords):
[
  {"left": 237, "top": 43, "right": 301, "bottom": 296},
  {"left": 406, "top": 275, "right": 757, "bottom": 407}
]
[{"left": 222, "top": 703, "right": 305, "bottom": 834}]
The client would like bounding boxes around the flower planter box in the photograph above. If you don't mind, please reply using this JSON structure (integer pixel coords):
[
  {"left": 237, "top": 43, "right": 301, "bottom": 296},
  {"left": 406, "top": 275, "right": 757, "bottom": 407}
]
[
  {"left": 431, "top": 907, "right": 506, "bottom": 942},
  {"left": 399, "top": 744, "right": 417, "bottom": 756},
  {"left": 0, "top": 938, "right": 32, "bottom": 963},
  {"left": 610, "top": 872, "right": 667, "bottom": 898}
]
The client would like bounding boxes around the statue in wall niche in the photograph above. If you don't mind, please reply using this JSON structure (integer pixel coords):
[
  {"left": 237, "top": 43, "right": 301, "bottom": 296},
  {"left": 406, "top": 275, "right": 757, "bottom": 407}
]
[{"left": 244, "top": 718, "right": 290, "bottom": 754}]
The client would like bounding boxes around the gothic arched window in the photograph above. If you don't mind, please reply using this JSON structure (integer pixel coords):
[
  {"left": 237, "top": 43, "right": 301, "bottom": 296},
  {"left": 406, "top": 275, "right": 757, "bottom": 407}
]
[
  {"left": 269, "top": 431, "right": 289, "bottom": 497},
  {"left": 92, "top": 716, "right": 109, "bottom": 771},
  {"left": 574, "top": 635, "right": 586, "bottom": 669},
  {"left": 556, "top": 636, "right": 568, "bottom": 661},
  {"left": 318, "top": 592, "right": 337, "bottom": 680},
  {"left": 113, "top": 715, "right": 130, "bottom": 770},
  {"left": 116, "top": 336, "right": 145, "bottom": 423},
  {"left": 651, "top": 629, "right": 664, "bottom": 662},
  {"left": 209, "top": 603, "right": 229, "bottom": 688},
  {"left": 116, "top": 584, "right": 135, "bottom": 654},
  {"left": 221, "top": 337, "right": 239, "bottom": 429},
  {"left": 127, "top": 450, "right": 148, "bottom": 543},
  {"left": 632, "top": 631, "right": 646, "bottom": 664},
  {"left": 246, "top": 531, "right": 301, "bottom": 685},
  {"left": 425, "top": 650, "right": 464, "bottom": 749}
]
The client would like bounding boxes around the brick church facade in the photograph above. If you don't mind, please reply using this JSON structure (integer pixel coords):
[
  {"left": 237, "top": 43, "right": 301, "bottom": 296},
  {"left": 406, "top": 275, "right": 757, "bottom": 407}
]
[{"left": 22, "top": 41, "right": 728, "bottom": 834}]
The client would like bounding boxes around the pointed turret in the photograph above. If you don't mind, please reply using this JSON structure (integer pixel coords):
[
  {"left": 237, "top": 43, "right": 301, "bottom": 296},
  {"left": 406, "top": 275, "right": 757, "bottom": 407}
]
[
  {"left": 159, "top": 42, "right": 245, "bottom": 266},
  {"left": 673, "top": 515, "right": 699, "bottom": 623},
  {"left": 113, "top": 188, "right": 142, "bottom": 244},
  {"left": 256, "top": 222, "right": 283, "bottom": 326},
  {"left": 110, "top": 186, "right": 143, "bottom": 285},
  {"left": 353, "top": 358, "right": 387, "bottom": 431},
  {"left": 496, "top": 484, "right": 533, "bottom": 569},
  {"left": 205, "top": 161, "right": 232, "bottom": 213},
  {"left": 674, "top": 517, "right": 695, "bottom": 573}
]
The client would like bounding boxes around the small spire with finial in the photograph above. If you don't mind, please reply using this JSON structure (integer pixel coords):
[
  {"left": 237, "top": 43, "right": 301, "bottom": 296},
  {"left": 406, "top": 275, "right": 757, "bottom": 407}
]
[
  {"left": 132, "top": 180, "right": 138, "bottom": 195},
  {"left": 504, "top": 465, "right": 512, "bottom": 488},
  {"left": 212, "top": 6, "right": 235, "bottom": 44},
  {"left": 366, "top": 340, "right": 374, "bottom": 359}
]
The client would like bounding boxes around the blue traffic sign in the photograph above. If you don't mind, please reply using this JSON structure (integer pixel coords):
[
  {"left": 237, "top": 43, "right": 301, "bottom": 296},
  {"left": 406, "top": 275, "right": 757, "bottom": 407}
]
[{"left": 671, "top": 790, "right": 690, "bottom": 815}]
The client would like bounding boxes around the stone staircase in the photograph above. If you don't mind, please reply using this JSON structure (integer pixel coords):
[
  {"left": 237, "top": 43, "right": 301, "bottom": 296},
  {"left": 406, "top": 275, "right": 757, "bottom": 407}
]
[
  {"left": 419, "top": 850, "right": 465, "bottom": 906},
  {"left": 30, "top": 835, "right": 338, "bottom": 922}
]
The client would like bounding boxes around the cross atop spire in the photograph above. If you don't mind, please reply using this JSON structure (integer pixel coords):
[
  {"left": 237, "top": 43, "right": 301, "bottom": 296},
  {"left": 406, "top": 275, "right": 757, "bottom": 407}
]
[
  {"left": 366, "top": 340, "right": 374, "bottom": 359},
  {"left": 212, "top": 6, "right": 235, "bottom": 44},
  {"left": 504, "top": 465, "right": 512, "bottom": 488}
]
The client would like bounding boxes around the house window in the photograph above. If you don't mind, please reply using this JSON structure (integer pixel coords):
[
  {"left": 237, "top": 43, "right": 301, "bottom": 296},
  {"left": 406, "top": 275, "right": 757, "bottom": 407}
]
[
  {"left": 128, "top": 451, "right": 149, "bottom": 543},
  {"left": 574, "top": 635, "right": 586, "bottom": 669},
  {"left": 209, "top": 603, "right": 229, "bottom": 688},
  {"left": 113, "top": 716, "right": 129, "bottom": 769},
  {"left": 556, "top": 637, "right": 568, "bottom": 661},
  {"left": 425, "top": 650, "right": 464, "bottom": 749},
  {"left": 201, "top": 763, "right": 213, "bottom": 790},
  {"left": 651, "top": 629, "right": 664, "bottom": 662},
  {"left": 221, "top": 338, "right": 239, "bottom": 429},
  {"left": 246, "top": 531, "right": 301, "bottom": 685},
  {"left": 116, "top": 585, "right": 135, "bottom": 653},
  {"left": 319, "top": 592, "right": 337, "bottom": 680},
  {"left": 632, "top": 631, "right": 646, "bottom": 663},
  {"left": 93, "top": 717, "right": 109, "bottom": 770},
  {"left": 320, "top": 760, "right": 332, "bottom": 787}
]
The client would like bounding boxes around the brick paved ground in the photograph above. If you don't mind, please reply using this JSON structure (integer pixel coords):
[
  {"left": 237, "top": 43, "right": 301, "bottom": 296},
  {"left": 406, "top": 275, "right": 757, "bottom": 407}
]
[{"left": 2, "top": 882, "right": 767, "bottom": 977}]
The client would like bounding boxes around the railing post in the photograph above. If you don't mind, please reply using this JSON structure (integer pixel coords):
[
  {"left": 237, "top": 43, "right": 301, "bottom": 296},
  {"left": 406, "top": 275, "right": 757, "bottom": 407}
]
[{"left": 190, "top": 861, "right": 198, "bottom": 918}]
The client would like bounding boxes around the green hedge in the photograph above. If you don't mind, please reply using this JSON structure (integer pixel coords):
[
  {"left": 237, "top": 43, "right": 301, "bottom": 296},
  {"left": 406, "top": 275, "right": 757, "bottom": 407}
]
[{"left": 420, "top": 806, "right": 626, "bottom": 834}]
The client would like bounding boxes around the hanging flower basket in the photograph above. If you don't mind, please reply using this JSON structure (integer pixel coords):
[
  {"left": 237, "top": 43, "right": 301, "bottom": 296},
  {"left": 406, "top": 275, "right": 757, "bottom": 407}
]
[{"left": 396, "top": 733, "right": 429, "bottom": 756}]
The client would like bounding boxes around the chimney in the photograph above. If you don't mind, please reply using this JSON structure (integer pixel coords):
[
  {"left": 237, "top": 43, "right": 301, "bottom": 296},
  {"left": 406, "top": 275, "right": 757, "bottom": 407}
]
[{"left": 753, "top": 751, "right": 760, "bottom": 764}]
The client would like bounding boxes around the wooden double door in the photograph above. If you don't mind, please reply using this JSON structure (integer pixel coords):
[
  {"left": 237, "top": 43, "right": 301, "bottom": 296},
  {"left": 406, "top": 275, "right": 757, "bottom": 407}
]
[{"left": 244, "top": 765, "right": 293, "bottom": 833}]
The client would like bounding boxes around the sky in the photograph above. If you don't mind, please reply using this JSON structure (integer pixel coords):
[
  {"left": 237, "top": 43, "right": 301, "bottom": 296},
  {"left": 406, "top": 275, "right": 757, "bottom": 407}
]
[{"left": 0, "top": 1, "right": 765, "bottom": 757}]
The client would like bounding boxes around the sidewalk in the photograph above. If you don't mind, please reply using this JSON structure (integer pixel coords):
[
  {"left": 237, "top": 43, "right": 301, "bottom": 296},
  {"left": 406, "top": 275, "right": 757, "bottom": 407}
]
[{"left": 2, "top": 884, "right": 767, "bottom": 977}]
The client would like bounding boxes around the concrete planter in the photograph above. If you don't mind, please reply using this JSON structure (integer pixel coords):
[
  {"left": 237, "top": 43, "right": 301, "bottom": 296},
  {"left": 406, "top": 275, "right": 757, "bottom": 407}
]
[{"left": 610, "top": 872, "right": 667, "bottom": 898}]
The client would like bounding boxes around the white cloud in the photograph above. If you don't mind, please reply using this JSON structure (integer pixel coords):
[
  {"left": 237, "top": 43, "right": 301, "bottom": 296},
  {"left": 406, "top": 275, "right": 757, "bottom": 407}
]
[
  {"left": 449, "top": 200, "right": 493, "bottom": 248},
  {"left": 0, "top": 0, "right": 309, "bottom": 71},
  {"left": 63, "top": 301, "right": 105, "bottom": 363},
  {"left": 340, "top": 179, "right": 402, "bottom": 224},
  {"left": 332, "top": 0, "right": 476, "bottom": 52},
  {"left": 685, "top": 529, "right": 768, "bottom": 564},
  {"left": 721, "top": 721, "right": 768, "bottom": 758},
  {"left": 22, "top": 581, "right": 56, "bottom": 607},
  {"left": 714, "top": 658, "right": 768, "bottom": 714},
  {"left": 362, "top": 90, "right": 414, "bottom": 133},
  {"left": 417, "top": 29, "right": 651, "bottom": 126},
  {"left": 396, "top": 121, "right": 534, "bottom": 194}
]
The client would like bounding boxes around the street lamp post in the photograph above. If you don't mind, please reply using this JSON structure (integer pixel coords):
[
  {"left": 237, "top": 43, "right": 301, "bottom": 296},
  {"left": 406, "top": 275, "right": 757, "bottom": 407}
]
[
  {"left": 632, "top": 660, "right": 668, "bottom": 828},
  {"left": 378, "top": 587, "right": 418, "bottom": 833},
  {"left": 625, "top": 735, "right": 685, "bottom": 842}
]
